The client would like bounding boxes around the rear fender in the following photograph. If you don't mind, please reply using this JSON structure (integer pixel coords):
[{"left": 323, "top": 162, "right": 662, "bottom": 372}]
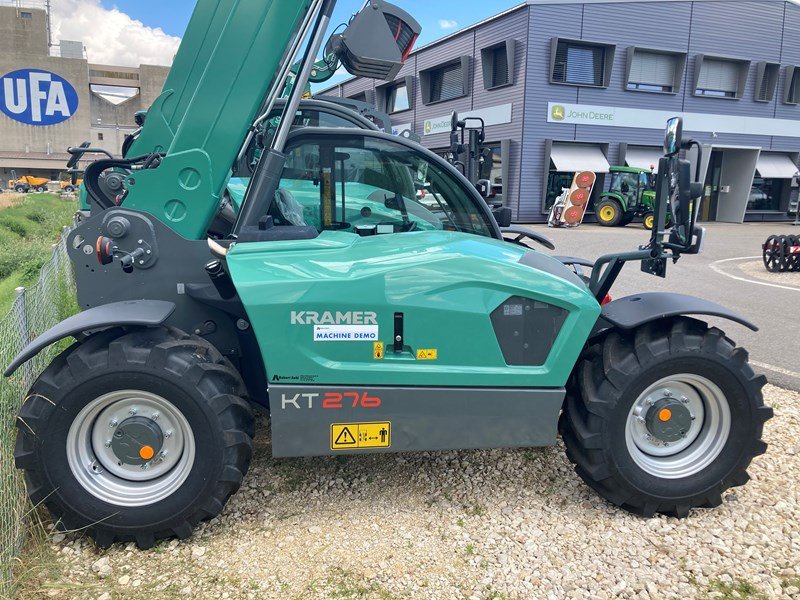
[
  {"left": 598, "top": 292, "right": 757, "bottom": 334},
  {"left": 4, "top": 300, "right": 175, "bottom": 377}
]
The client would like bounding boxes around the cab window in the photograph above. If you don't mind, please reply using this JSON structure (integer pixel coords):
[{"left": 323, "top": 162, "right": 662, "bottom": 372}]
[{"left": 273, "top": 136, "right": 493, "bottom": 237}]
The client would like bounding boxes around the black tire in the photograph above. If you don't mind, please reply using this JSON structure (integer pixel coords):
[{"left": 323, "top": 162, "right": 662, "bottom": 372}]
[
  {"left": 15, "top": 326, "right": 254, "bottom": 548},
  {"left": 63, "top": 185, "right": 75, "bottom": 194},
  {"left": 14, "top": 185, "right": 26, "bottom": 193},
  {"left": 596, "top": 199, "right": 623, "bottom": 227},
  {"left": 560, "top": 317, "right": 771, "bottom": 517},
  {"left": 642, "top": 211, "right": 655, "bottom": 230},
  {"left": 35, "top": 186, "right": 46, "bottom": 193}
]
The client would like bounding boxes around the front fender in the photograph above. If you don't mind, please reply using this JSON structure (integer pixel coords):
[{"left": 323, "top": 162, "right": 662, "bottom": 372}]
[
  {"left": 600, "top": 292, "right": 757, "bottom": 333},
  {"left": 4, "top": 300, "right": 175, "bottom": 377}
]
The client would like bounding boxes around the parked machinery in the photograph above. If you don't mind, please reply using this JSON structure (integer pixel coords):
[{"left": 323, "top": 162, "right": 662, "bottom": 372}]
[{"left": 763, "top": 234, "right": 800, "bottom": 272}]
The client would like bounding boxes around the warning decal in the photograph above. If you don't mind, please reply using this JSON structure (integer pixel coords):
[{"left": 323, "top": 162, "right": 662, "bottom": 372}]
[
  {"left": 416, "top": 348, "right": 438, "bottom": 360},
  {"left": 373, "top": 341, "right": 384, "bottom": 360},
  {"left": 331, "top": 422, "right": 391, "bottom": 450}
]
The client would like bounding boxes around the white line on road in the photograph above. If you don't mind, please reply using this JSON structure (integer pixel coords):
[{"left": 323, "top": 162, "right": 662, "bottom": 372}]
[
  {"left": 709, "top": 256, "right": 800, "bottom": 293},
  {"left": 750, "top": 361, "right": 800, "bottom": 381}
]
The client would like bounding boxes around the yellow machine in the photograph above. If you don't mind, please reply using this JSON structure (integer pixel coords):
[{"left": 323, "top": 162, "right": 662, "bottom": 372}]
[{"left": 8, "top": 171, "right": 50, "bottom": 193}]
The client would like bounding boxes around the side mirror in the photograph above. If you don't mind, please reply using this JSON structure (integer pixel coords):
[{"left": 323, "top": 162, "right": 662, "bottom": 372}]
[
  {"left": 476, "top": 179, "right": 492, "bottom": 198},
  {"left": 664, "top": 117, "right": 683, "bottom": 156}
]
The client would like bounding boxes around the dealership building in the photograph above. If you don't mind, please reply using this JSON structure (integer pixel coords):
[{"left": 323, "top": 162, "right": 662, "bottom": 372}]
[
  {"left": 321, "top": 0, "right": 800, "bottom": 223},
  {"left": 0, "top": 2, "right": 168, "bottom": 187}
]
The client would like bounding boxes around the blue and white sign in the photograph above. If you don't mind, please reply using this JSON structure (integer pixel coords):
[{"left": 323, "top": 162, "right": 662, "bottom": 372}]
[{"left": 0, "top": 69, "right": 79, "bottom": 126}]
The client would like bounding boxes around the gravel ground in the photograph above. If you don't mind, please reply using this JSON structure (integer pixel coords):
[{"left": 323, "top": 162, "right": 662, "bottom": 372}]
[
  {"left": 20, "top": 384, "right": 799, "bottom": 600},
  {"left": 738, "top": 260, "right": 800, "bottom": 289}
]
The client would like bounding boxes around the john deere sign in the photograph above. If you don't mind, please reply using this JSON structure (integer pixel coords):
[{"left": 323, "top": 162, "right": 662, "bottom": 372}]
[
  {"left": 423, "top": 103, "right": 512, "bottom": 136},
  {"left": 548, "top": 103, "right": 614, "bottom": 124},
  {"left": 547, "top": 102, "right": 800, "bottom": 137}
]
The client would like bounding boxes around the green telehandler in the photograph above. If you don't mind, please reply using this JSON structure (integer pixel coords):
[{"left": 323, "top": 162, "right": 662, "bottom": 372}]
[
  {"left": 595, "top": 166, "right": 667, "bottom": 230},
  {"left": 5, "top": 0, "right": 770, "bottom": 550}
]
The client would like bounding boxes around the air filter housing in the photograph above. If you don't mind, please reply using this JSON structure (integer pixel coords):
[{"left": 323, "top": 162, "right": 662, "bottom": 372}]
[{"left": 329, "top": 1, "right": 421, "bottom": 81}]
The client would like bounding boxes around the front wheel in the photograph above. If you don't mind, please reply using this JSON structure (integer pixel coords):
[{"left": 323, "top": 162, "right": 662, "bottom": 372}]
[
  {"left": 596, "top": 199, "right": 623, "bottom": 227},
  {"left": 15, "top": 327, "right": 254, "bottom": 548},
  {"left": 14, "top": 185, "right": 26, "bottom": 193},
  {"left": 63, "top": 185, "right": 75, "bottom": 193},
  {"left": 560, "top": 318, "right": 771, "bottom": 517},
  {"left": 643, "top": 211, "right": 655, "bottom": 230}
]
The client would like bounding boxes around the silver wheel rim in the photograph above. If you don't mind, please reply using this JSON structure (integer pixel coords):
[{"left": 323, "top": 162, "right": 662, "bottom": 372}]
[
  {"left": 625, "top": 374, "right": 731, "bottom": 479},
  {"left": 67, "top": 390, "right": 195, "bottom": 507}
]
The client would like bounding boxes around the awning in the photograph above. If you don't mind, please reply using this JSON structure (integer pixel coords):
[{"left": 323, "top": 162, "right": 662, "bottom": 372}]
[
  {"left": 625, "top": 146, "right": 662, "bottom": 173},
  {"left": 550, "top": 143, "right": 610, "bottom": 173},
  {"left": 755, "top": 152, "right": 798, "bottom": 179}
]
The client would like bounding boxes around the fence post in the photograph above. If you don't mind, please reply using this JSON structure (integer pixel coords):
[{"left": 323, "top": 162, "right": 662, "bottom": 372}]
[{"left": 14, "top": 287, "right": 33, "bottom": 388}]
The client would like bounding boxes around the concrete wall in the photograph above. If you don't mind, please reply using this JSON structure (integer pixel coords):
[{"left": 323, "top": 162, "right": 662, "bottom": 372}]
[
  {"left": 0, "top": 7, "right": 170, "bottom": 171},
  {"left": 0, "top": 7, "right": 91, "bottom": 156}
]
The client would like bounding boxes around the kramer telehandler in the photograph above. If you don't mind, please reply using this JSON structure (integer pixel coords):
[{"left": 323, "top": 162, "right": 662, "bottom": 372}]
[{"left": 6, "top": 0, "right": 770, "bottom": 550}]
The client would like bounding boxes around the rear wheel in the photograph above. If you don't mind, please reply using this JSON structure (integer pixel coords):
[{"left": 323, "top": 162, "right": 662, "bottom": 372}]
[
  {"left": 63, "top": 185, "right": 75, "bottom": 193},
  {"left": 560, "top": 318, "right": 771, "bottom": 517},
  {"left": 14, "top": 185, "right": 26, "bottom": 193},
  {"left": 15, "top": 327, "right": 254, "bottom": 548},
  {"left": 596, "top": 199, "right": 623, "bottom": 227},
  {"left": 35, "top": 186, "right": 46, "bottom": 193}
]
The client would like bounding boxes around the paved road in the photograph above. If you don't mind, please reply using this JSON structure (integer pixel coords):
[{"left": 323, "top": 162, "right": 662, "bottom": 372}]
[{"left": 523, "top": 221, "right": 800, "bottom": 391}]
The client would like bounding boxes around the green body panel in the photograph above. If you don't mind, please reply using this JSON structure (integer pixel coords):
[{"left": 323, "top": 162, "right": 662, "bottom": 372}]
[
  {"left": 227, "top": 231, "right": 601, "bottom": 388},
  {"left": 641, "top": 190, "right": 656, "bottom": 210},
  {"left": 119, "top": 0, "right": 314, "bottom": 239},
  {"left": 227, "top": 178, "right": 247, "bottom": 213},
  {"left": 600, "top": 191, "right": 629, "bottom": 211}
]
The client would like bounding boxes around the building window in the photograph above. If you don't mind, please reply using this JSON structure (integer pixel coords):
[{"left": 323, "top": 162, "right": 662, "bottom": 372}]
[
  {"left": 749, "top": 177, "right": 787, "bottom": 212},
  {"left": 550, "top": 39, "right": 615, "bottom": 88},
  {"left": 420, "top": 57, "right": 470, "bottom": 105},
  {"left": 481, "top": 40, "right": 516, "bottom": 89},
  {"left": 97, "top": 133, "right": 104, "bottom": 141},
  {"left": 377, "top": 78, "right": 413, "bottom": 114},
  {"left": 784, "top": 67, "right": 800, "bottom": 105},
  {"left": 19, "top": 11, "right": 32, "bottom": 19},
  {"left": 626, "top": 48, "right": 685, "bottom": 94},
  {"left": 693, "top": 55, "right": 749, "bottom": 99},
  {"left": 754, "top": 63, "right": 779, "bottom": 102},
  {"left": 347, "top": 90, "right": 375, "bottom": 106}
]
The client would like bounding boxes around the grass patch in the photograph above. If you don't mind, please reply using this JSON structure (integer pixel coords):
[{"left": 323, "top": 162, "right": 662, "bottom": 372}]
[
  {"left": 0, "top": 194, "right": 75, "bottom": 314},
  {"left": 706, "top": 578, "right": 765, "bottom": 599}
]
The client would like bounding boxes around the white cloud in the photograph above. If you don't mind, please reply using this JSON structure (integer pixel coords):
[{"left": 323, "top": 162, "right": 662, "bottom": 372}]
[
  {"left": 50, "top": 0, "right": 180, "bottom": 67},
  {"left": 438, "top": 19, "right": 458, "bottom": 30}
]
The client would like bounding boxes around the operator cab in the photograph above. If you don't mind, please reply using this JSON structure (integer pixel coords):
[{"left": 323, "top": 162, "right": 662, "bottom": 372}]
[{"left": 261, "top": 129, "right": 499, "bottom": 240}]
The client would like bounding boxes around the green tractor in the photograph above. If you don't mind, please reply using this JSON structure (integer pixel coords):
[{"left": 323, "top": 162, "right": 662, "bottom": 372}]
[
  {"left": 5, "top": 1, "right": 771, "bottom": 550},
  {"left": 595, "top": 166, "right": 667, "bottom": 230}
]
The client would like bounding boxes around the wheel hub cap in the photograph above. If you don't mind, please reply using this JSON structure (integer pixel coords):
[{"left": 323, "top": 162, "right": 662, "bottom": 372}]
[
  {"left": 111, "top": 416, "right": 164, "bottom": 466},
  {"left": 645, "top": 398, "right": 693, "bottom": 443}
]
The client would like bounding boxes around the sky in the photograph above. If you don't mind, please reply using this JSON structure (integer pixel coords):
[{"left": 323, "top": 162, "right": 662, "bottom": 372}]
[{"left": 51, "top": 0, "right": 523, "bottom": 75}]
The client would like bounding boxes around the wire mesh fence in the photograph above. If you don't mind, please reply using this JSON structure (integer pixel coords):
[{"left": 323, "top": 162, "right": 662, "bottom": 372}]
[{"left": 0, "top": 226, "right": 76, "bottom": 598}]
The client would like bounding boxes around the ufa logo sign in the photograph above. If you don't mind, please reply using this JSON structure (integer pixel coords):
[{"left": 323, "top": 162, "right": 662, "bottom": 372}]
[{"left": 0, "top": 69, "right": 79, "bottom": 126}]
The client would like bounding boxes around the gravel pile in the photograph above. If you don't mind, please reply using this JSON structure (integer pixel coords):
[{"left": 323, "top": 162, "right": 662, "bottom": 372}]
[{"left": 20, "top": 384, "right": 799, "bottom": 599}]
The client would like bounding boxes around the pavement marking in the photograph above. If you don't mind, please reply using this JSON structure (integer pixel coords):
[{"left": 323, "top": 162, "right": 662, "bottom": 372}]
[
  {"left": 750, "top": 360, "right": 800, "bottom": 381},
  {"left": 709, "top": 256, "right": 800, "bottom": 293}
]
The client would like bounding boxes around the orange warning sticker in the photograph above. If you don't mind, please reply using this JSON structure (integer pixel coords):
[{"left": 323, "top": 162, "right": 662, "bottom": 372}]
[{"left": 331, "top": 422, "right": 391, "bottom": 450}]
